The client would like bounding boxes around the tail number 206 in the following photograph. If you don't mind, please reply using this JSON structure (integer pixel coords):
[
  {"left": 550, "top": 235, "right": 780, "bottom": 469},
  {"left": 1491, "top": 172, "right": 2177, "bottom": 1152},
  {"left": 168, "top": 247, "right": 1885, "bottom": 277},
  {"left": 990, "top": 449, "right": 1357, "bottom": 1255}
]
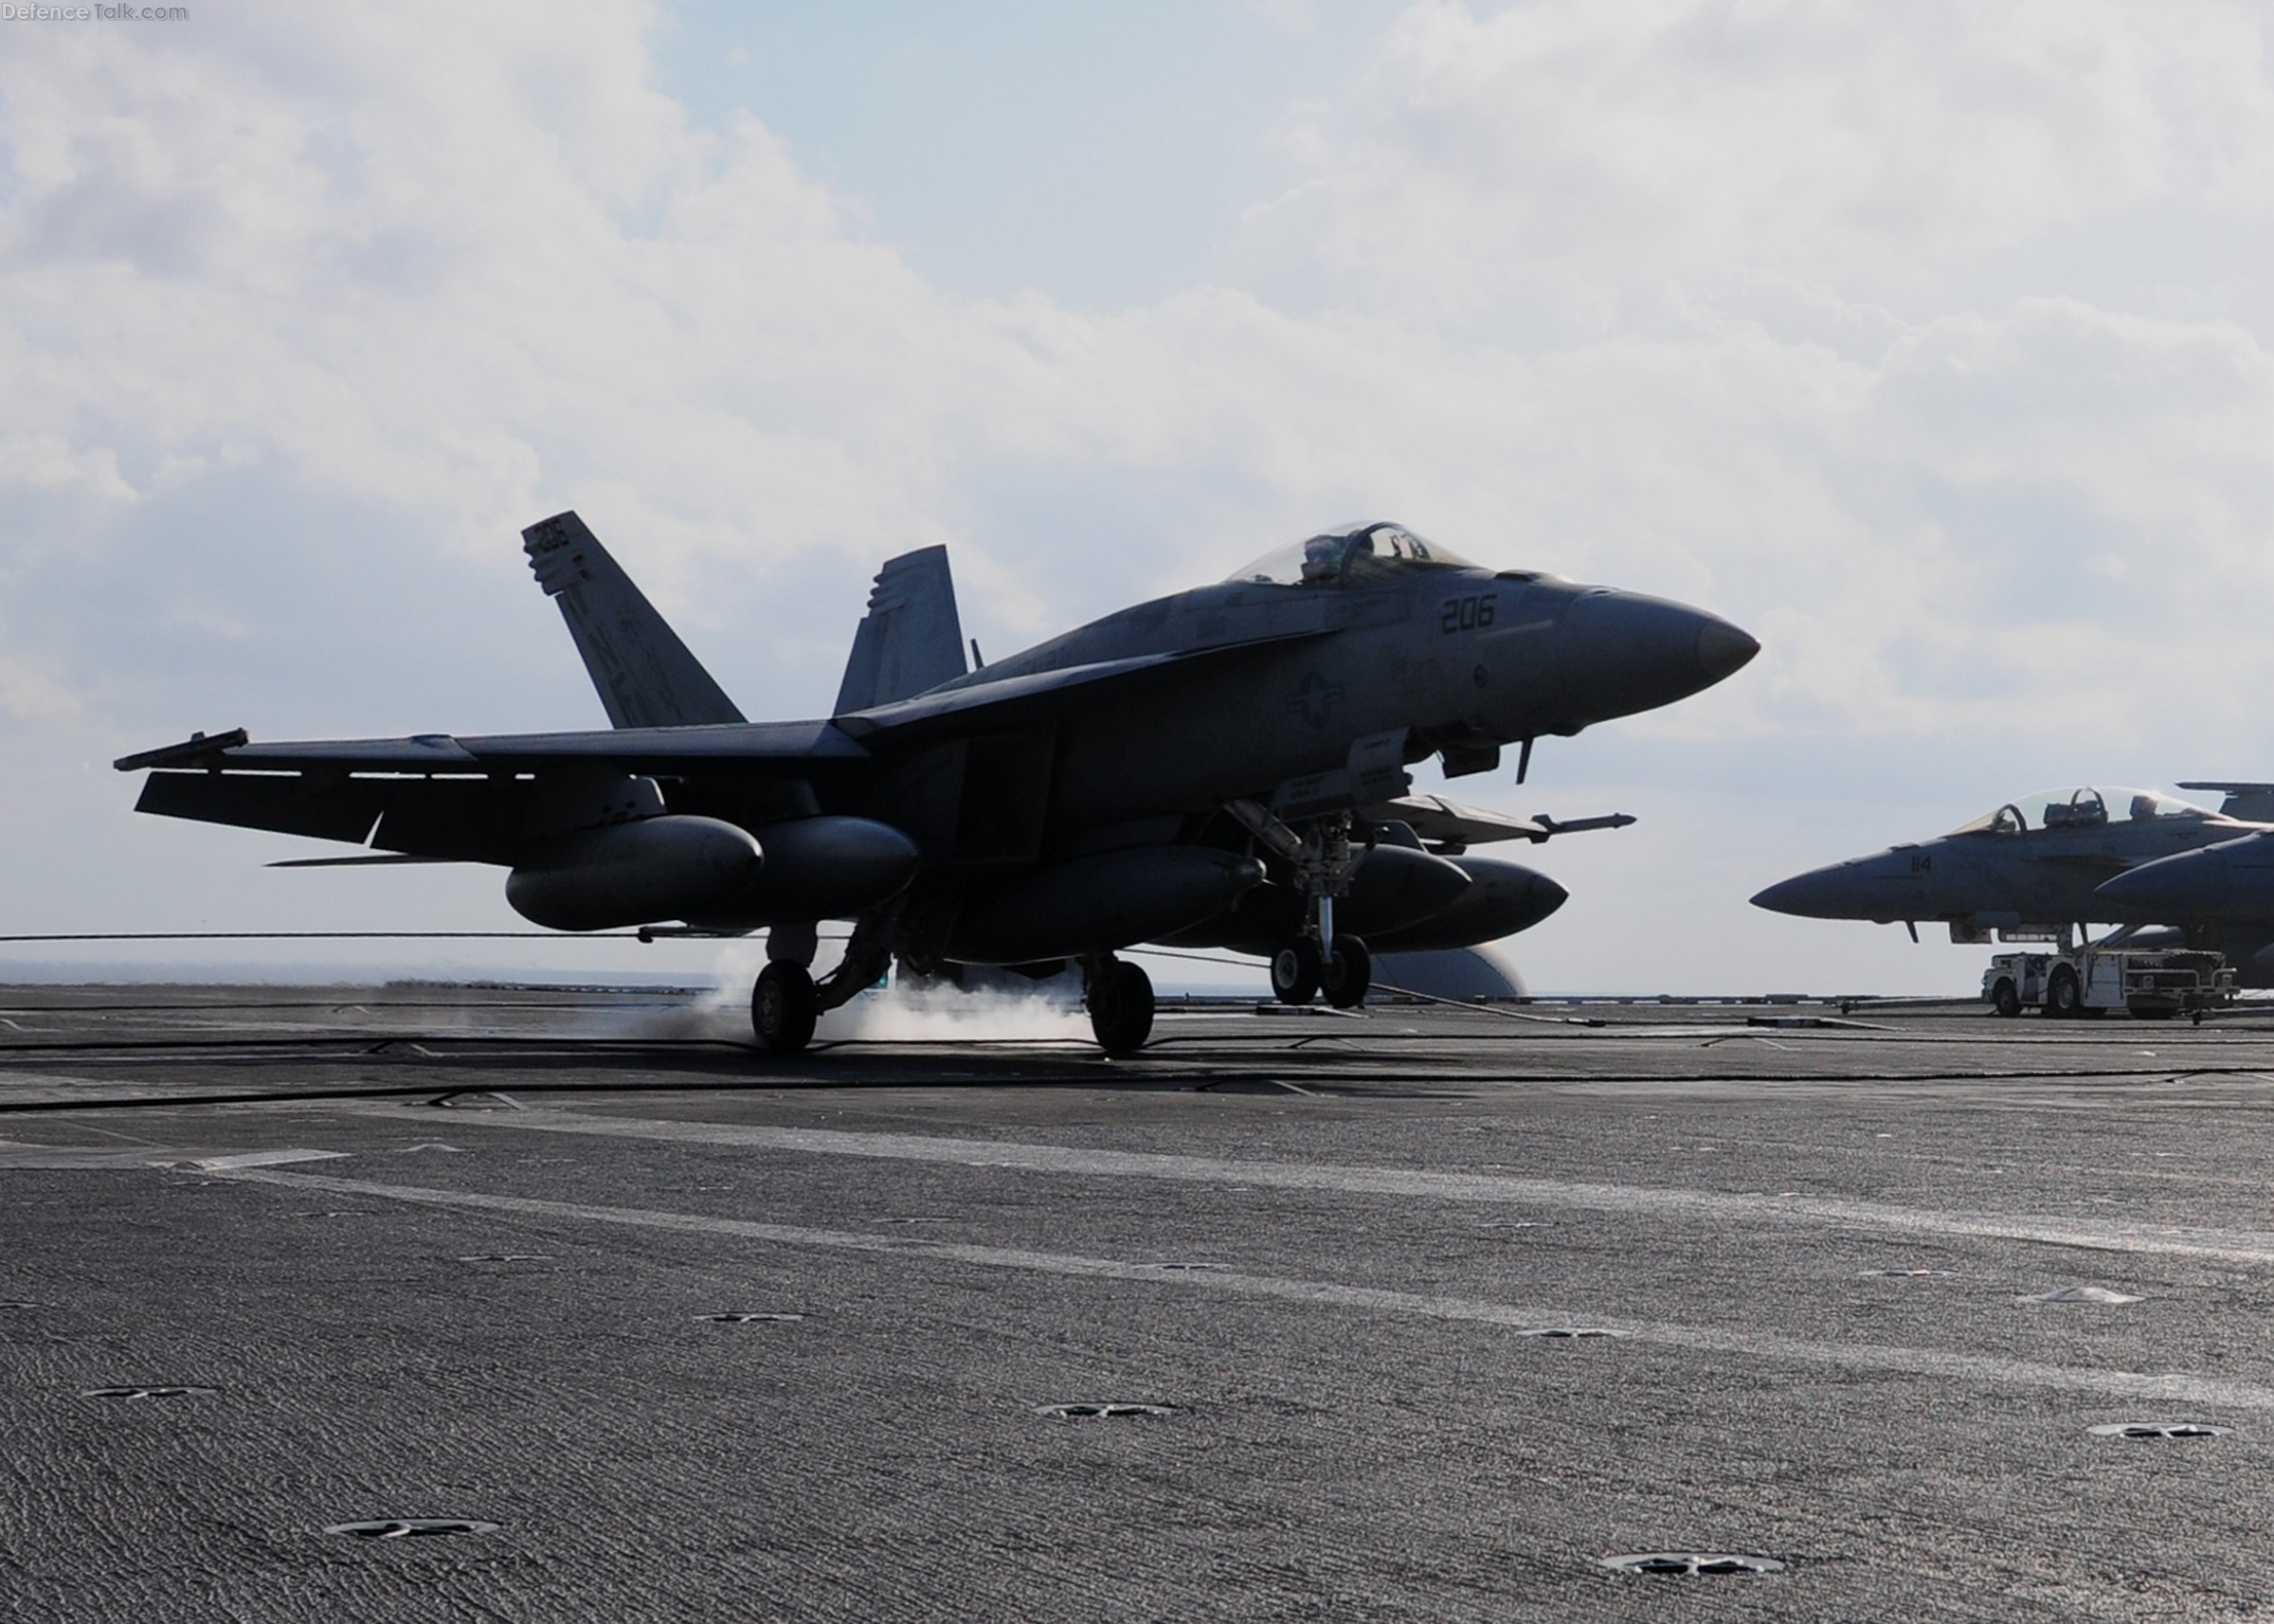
[{"left": 1440, "top": 594, "right": 1496, "bottom": 634}]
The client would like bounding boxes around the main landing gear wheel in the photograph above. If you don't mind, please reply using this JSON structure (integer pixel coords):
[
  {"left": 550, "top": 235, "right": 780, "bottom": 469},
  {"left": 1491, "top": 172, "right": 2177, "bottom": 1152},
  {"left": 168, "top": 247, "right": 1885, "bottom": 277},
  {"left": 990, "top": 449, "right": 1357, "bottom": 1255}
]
[
  {"left": 1321, "top": 936, "right": 1372, "bottom": 1010},
  {"left": 751, "top": 963, "right": 819, "bottom": 1055},
  {"left": 1087, "top": 960, "right": 1155, "bottom": 1056},
  {"left": 2044, "top": 965, "right": 2082, "bottom": 1020},
  {"left": 1271, "top": 940, "right": 1323, "bottom": 1006}
]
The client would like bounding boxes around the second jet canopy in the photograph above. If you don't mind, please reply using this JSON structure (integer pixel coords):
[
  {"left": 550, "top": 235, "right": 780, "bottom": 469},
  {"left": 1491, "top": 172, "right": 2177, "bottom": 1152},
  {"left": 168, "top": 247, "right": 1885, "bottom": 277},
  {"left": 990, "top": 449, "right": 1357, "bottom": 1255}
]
[{"left": 1947, "top": 786, "right": 2220, "bottom": 837}]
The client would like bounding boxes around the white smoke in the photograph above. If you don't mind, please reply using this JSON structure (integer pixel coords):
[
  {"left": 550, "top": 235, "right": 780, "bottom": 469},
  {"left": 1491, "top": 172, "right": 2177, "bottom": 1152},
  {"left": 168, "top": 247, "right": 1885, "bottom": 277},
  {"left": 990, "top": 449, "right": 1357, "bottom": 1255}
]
[
  {"left": 576, "top": 936, "right": 1095, "bottom": 1045},
  {"left": 815, "top": 978, "right": 1092, "bottom": 1045}
]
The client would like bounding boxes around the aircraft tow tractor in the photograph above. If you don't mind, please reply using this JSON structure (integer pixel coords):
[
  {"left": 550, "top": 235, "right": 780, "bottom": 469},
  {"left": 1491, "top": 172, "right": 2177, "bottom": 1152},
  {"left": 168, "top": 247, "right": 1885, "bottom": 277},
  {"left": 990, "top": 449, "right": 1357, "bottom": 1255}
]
[{"left": 1981, "top": 941, "right": 2234, "bottom": 1021}]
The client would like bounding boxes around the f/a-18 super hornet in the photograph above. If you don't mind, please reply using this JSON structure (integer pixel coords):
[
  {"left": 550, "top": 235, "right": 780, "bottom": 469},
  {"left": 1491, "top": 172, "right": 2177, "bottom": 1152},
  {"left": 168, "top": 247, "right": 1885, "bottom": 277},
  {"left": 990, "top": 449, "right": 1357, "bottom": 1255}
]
[
  {"left": 1751, "top": 784, "right": 2271, "bottom": 950},
  {"left": 117, "top": 515, "right": 1757, "bottom": 1054},
  {"left": 2088, "top": 783, "right": 2274, "bottom": 982}
]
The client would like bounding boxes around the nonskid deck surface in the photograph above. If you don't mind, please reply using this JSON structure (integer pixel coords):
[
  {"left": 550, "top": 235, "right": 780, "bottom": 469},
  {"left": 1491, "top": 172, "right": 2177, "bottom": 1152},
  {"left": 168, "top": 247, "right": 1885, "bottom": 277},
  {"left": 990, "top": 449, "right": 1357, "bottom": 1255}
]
[{"left": 5, "top": 983, "right": 2274, "bottom": 1620}]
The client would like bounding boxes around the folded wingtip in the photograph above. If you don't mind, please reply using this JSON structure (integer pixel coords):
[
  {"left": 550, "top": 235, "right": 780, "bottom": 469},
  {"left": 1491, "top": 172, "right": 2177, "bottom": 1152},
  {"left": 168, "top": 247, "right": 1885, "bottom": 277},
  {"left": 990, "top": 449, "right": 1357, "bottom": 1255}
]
[{"left": 113, "top": 728, "right": 248, "bottom": 772}]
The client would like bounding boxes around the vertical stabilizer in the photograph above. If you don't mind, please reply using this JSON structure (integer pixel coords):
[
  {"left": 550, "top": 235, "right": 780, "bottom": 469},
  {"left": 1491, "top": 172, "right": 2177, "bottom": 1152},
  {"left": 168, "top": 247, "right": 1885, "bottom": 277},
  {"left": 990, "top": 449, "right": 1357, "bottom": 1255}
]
[
  {"left": 522, "top": 512, "right": 746, "bottom": 730},
  {"left": 833, "top": 546, "right": 968, "bottom": 715}
]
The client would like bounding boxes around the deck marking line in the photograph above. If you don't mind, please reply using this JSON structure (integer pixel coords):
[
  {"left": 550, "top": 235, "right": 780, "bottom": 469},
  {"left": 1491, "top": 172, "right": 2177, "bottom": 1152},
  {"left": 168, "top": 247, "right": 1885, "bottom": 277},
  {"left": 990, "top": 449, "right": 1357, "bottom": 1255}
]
[
  {"left": 341, "top": 1105, "right": 2274, "bottom": 1266},
  {"left": 215, "top": 1165, "right": 2274, "bottom": 1411}
]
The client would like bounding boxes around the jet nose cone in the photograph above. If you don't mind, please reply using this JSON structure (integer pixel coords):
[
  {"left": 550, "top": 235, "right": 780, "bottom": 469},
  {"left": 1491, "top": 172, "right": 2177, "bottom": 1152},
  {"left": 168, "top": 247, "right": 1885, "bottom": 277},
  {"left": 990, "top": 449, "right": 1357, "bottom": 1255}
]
[
  {"left": 1750, "top": 866, "right": 1851, "bottom": 919},
  {"left": 1555, "top": 591, "right": 1760, "bottom": 727},
  {"left": 1750, "top": 875, "right": 1810, "bottom": 916},
  {"left": 1749, "top": 876, "right": 1802, "bottom": 914},
  {"left": 1697, "top": 617, "right": 1760, "bottom": 682},
  {"left": 2096, "top": 839, "right": 2248, "bottom": 917}
]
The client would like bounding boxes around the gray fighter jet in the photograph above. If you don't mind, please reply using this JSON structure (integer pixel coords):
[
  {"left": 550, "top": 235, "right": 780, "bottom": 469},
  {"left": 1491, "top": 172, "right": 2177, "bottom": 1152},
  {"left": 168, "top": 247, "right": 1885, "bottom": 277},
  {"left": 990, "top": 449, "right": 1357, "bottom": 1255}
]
[
  {"left": 1751, "top": 785, "right": 2268, "bottom": 947},
  {"left": 2091, "top": 783, "right": 2274, "bottom": 981},
  {"left": 117, "top": 515, "right": 1756, "bottom": 1054}
]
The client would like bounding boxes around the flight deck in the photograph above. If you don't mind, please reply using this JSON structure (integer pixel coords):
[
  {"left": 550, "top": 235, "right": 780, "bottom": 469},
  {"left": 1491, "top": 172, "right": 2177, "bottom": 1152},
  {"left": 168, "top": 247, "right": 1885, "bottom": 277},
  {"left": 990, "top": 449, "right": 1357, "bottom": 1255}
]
[{"left": 5, "top": 984, "right": 2273, "bottom": 1619}]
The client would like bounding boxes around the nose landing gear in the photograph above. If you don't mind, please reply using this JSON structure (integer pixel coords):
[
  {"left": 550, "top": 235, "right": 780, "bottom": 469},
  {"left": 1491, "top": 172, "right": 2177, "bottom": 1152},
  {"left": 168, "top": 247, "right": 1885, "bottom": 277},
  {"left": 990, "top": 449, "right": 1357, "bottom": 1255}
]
[
  {"left": 1234, "top": 802, "right": 1376, "bottom": 1011},
  {"left": 1272, "top": 930, "right": 1374, "bottom": 1008},
  {"left": 1271, "top": 939, "right": 1322, "bottom": 1005},
  {"left": 1320, "top": 934, "right": 1372, "bottom": 1009}
]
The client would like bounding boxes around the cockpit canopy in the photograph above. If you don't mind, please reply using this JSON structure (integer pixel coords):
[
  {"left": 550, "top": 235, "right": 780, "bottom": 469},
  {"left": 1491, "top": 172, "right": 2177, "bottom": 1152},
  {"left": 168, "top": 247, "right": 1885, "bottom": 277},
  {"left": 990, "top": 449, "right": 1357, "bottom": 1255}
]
[
  {"left": 1228, "top": 521, "right": 1478, "bottom": 588},
  {"left": 1949, "top": 785, "right": 2217, "bottom": 837}
]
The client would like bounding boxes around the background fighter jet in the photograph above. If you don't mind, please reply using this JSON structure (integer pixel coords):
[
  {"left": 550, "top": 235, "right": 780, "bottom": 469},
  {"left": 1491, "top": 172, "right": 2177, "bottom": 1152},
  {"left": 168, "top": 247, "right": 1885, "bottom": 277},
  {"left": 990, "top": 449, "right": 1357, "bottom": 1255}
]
[
  {"left": 2092, "top": 783, "right": 2274, "bottom": 983},
  {"left": 1751, "top": 784, "right": 2269, "bottom": 952},
  {"left": 117, "top": 515, "right": 1756, "bottom": 1054}
]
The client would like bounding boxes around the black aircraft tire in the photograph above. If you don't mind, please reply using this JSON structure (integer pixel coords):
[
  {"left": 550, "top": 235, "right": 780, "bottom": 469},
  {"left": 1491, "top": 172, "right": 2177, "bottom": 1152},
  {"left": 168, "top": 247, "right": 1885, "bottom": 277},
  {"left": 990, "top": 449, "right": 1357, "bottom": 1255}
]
[
  {"left": 1991, "top": 978, "right": 2020, "bottom": 1019},
  {"left": 1088, "top": 961, "right": 1155, "bottom": 1055},
  {"left": 2045, "top": 965, "right": 2082, "bottom": 1020},
  {"left": 1322, "top": 937, "right": 1373, "bottom": 1010},
  {"left": 1272, "top": 941, "right": 1323, "bottom": 1006},
  {"left": 751, "top": 963, "right": 820, "bottom": 1055}
]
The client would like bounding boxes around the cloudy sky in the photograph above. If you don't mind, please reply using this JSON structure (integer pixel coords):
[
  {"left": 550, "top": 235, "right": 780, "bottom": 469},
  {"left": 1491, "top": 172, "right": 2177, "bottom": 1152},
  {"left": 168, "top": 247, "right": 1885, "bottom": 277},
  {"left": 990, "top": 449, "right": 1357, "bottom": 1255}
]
[{"left": 4, "top": 0, "right": 2272, "bottom": 995}]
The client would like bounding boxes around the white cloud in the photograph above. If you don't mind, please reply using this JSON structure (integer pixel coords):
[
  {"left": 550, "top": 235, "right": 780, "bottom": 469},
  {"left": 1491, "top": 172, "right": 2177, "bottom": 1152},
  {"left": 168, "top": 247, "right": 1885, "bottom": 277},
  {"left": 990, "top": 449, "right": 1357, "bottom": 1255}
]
[
  {"left": 0, "top": 655, "right": 85, "bottom": 730},
  {"left": 0, "top": 434, "right": 136, "bottom": 503},
  {"left": 1255, "top": 0, "right": 2274, "bottom": 323}
]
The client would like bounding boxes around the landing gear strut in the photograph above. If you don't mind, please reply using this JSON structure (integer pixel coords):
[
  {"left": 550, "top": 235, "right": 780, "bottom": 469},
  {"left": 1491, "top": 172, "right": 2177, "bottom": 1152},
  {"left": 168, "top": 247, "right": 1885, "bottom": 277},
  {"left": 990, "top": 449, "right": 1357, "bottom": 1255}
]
[
  {"left": 749, "top": 907, "right": 901, "bottom": 1057},
  {"left": 1231, "top": 802, "right": 1375, "bottom": 1011},
  {"left": 1084, "top": 955, "right": 1155, "bottom": 1055}
]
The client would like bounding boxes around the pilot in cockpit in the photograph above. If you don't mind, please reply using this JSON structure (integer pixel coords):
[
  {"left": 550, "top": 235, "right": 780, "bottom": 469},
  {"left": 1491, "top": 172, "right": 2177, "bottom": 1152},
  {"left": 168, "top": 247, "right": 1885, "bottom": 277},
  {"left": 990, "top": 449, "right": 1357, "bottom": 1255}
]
[
  {"left": 1301, "top": 528, "right": 1378, "bottom": 585},
  {"left": 2044, "top": 791, "right": 2107, "bottom": 829}
]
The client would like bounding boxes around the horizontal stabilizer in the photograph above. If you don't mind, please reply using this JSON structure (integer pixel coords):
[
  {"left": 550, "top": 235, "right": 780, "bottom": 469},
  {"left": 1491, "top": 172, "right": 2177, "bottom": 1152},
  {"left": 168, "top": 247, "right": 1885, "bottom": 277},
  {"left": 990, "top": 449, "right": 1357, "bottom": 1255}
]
[
  {"left": 834, "top": 547, "right": 967, "bottom": 715},
  {"left": 523, "top": 511, "right": 745, "bottom": 730}
]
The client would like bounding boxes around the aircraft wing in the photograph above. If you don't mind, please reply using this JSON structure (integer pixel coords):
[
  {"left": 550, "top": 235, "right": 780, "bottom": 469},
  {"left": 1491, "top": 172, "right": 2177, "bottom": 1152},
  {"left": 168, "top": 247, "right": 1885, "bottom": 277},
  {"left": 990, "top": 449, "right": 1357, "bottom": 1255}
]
[
  {"left": 1366, "top": 793, "right": 1636, "bottom": 850},
  {"left": 115, "top": 628, "right": 1331, "bottom": 860},
  {"left": 116, "top": 721, "right": 870, "bottom": 863},
  {"left": 118, "top": 720, "right": 866, "bottom": 773}
]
